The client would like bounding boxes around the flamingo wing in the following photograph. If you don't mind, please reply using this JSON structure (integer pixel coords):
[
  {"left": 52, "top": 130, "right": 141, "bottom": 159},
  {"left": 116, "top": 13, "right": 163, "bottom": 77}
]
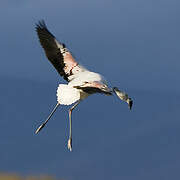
[
  {"left": 74, "top": 81, "right": 112, "bottom": 95},
  {"left": 36, "top": 20, "right": 85, "bottom": 82}
]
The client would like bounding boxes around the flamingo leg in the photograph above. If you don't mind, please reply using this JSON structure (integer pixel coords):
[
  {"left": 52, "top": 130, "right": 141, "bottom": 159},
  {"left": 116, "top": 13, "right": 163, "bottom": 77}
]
[
  {"left": 35, "top": 103, "right": 60, "bottom": 134},
  {"left": 68, "top": 101, "right": 80, "bottom": 151}
]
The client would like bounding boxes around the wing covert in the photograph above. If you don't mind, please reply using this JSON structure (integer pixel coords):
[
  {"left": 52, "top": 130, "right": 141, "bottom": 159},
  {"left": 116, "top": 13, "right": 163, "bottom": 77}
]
[{"left": 36, "top": 20, "right": 84, "bottom": 81}]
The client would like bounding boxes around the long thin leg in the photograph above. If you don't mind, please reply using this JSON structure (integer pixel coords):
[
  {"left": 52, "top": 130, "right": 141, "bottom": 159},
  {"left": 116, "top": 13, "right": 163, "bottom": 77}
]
[
  {"left": 35, "top": 103, "right": 60, "bottom": 134},
  {"left": 67, "top": 101, "right": 80, "bottom": 151}
]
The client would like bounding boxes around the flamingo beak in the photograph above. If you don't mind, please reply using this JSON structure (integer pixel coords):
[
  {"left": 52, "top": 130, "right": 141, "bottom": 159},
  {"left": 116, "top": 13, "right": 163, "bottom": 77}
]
[{"left": 127, "top": 98, "right": 133, "bottom": 110}]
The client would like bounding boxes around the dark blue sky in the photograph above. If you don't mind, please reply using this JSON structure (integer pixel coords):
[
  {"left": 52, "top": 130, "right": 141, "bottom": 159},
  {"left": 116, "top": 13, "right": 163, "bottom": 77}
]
[
  {"left": 0, "top": 1, "right": 180, "bottom": 180},
  {"left": 0, "top": 0, "right": 180, "bottom": 91}
]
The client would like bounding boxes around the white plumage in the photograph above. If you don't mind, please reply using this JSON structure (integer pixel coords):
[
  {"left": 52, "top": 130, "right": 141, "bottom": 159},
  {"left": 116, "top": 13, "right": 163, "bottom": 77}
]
[
  {"left": 68, "top": 71, "right": 104, "bottom": 86},
  {"left": 57, "top": 84, "right": 80, "bottom": 105}
]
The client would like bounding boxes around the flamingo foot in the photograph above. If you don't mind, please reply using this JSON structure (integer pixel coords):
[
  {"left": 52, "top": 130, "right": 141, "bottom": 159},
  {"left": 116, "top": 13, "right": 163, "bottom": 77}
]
[{"left": 68, "top": 138, "right": 72, "bottom": 151}]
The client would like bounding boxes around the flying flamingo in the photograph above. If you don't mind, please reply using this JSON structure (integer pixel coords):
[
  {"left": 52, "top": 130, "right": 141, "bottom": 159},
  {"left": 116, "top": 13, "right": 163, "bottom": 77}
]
[{"left": 35, "top": 21, "right": 133, "bottom": 151}]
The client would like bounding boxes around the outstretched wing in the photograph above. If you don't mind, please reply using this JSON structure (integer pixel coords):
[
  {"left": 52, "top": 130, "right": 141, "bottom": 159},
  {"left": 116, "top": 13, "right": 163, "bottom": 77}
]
[{"left": 36, "top": 20, "right": 85, "bottom": 82}]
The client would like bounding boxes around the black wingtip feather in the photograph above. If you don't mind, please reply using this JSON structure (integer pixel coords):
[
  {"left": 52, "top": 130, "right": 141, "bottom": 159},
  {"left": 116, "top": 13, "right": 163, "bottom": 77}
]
[
  {"left": 35, "top": 20, "right": 55, "bottom": 37},
  {"left": 35, "top": 20, "right": 69, "bottom": 82},
  {"left": 35, "top": 20, "right": 47, "bottom": 30}
]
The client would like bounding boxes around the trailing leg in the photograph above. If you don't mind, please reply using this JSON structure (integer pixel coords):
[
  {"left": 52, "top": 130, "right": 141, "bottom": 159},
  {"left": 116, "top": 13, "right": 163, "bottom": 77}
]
[{"left": 67, "top": 101, "right": 80, "bottom": 151}]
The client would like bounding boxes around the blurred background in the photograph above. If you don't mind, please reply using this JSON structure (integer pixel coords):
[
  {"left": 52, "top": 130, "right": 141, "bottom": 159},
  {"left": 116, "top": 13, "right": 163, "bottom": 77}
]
[{"left": 0, "top": 0, "right": 180, "bottom": 180}]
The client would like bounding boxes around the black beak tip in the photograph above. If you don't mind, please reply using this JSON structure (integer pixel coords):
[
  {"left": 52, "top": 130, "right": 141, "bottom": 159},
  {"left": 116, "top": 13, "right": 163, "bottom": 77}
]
[{"left": 128, "top": 99, "right": 133, "bottom": 110}]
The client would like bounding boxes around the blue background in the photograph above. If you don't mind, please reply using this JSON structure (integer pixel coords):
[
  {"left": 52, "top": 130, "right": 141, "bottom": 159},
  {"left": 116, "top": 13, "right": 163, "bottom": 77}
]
[{"left": 0, "top": 0, "right": 180, "bottom": 179}]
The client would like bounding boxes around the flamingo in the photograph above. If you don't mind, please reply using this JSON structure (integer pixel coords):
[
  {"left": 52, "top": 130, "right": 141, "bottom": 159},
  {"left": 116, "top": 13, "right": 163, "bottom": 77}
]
[{"left": 35, "top": 21, "right": 133, "bottom": 151}]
